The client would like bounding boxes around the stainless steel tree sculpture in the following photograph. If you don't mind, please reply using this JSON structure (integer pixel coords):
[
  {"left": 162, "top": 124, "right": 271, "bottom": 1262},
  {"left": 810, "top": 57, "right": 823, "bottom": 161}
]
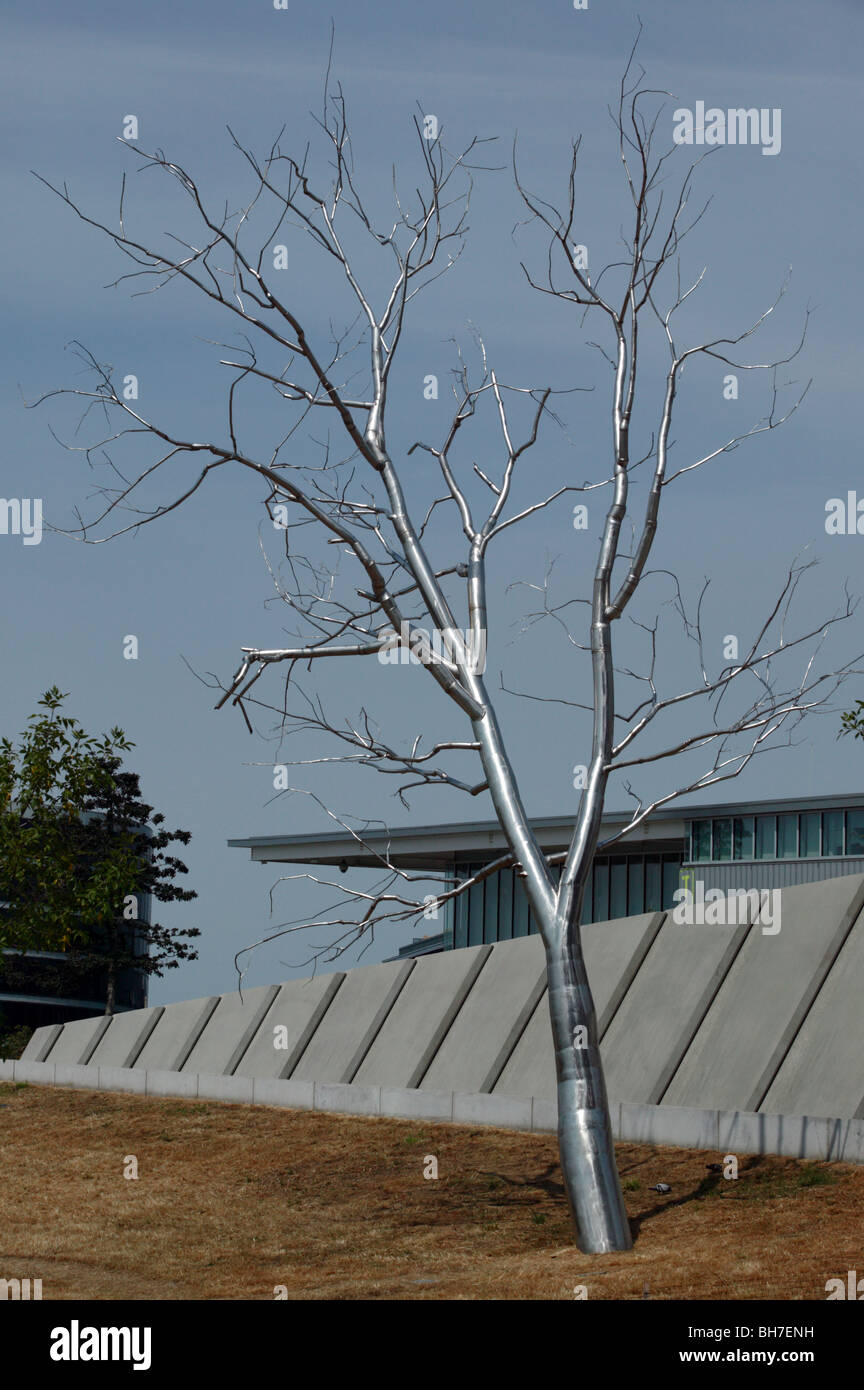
[{"left": 33, "top": 45, "right": 860, "bottom": 1251}]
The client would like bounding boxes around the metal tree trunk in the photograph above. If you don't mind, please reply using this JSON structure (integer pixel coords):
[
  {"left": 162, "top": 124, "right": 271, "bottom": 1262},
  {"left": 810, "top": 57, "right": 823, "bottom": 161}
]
[{"left": 542, "top": 910, "right": 632, "bottom": 1252}]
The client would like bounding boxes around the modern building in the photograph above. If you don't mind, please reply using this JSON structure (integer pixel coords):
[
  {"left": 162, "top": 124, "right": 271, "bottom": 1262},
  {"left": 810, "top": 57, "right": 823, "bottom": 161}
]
[
  {"left": 0, "top": 878, "right": 151, "bottom": 1031},
  {"left": 0, "top": 806, "right": 155, "bottom": 1031},
  {"left": 0, "top": 935, "right": 151, "bottom": 1031},
  {"left": 229, "top": 793, "right": 864, "bottom": 958}
]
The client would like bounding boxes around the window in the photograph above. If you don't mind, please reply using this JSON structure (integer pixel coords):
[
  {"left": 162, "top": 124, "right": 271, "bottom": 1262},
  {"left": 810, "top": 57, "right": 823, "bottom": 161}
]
[
  {"left": 610, "top": 857, "right": 628, "bottom": 920},
  {"left": 823, "top": 810, "right": 844, "bottom": 857},
  {"left": 453, "top": 874, "right": 469, "bottom": 949},
  {"left": 593, "top": 860, "right": 610, "bottom": 923},
  {"left": 692, "top": 821, "right": 712, "bottom": 861},
  {"left": 733, "top": 816, "right": 755, "bottom": 860},
  {"left": 645, "top": 857, "right": 662, "bottom": 911},
  {"left": 755, "top": 815, "right": 776, "bottom": 860},
  {"left": 497, "top": 868, "right": 514, "bottom": 940},
  {"left": 662, "top": 857, "right": 681, "bottom": 908},
  {"left": 581, "top": 869, "right": 593, "bottom": 924},
  {"left": 467, "top": 868, "right": 485, "bottom": 946},
  {"left": 846, "top": 810, "right": 864, "bottom": 856},
  {"left": 628, "top": 859, "right": 644, "bottom": 915},
  {"left": 512, "top": 873, "right": 530, "bottom": 937},
  {"left": 800, "top": 812, "right": 821, "bottom": 858},
  {"left": 483, "top": 871, "right": 500, "bottom": 944},
  {"left": 777, "top": 813, "right": 798, "bottom": 859},
  {"left": 712, "top": 819, "right": 732, "bottom": 861}
]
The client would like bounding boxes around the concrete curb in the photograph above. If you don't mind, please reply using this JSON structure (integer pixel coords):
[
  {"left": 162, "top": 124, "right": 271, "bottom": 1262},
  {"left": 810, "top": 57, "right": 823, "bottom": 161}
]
[{"left": 4, "top": 1058, "right": 863, "bottom": 1163}]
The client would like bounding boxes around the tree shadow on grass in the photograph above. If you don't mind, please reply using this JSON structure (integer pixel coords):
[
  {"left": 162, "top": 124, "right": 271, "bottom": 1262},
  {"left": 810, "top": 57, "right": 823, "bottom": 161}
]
[
  {"left": 475, "top": 1163, "right": 566, "bottom": 1207},
  {"left": 474, "top": 1154, "right": 774, "bottom": 1245},
  {"left": 628, "top": 1155, "right": 767, "bottom": 1239}
]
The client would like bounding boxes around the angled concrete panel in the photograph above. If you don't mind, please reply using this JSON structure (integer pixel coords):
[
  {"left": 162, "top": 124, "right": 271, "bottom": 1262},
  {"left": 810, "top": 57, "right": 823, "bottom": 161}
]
[
  {"left": 493, "top": 912, "right": 666, "bottom": 1103},
  {"left": 599, "top": 910, "right": 752, "bottom": 1105},
  {"left": 420, "top": 933, "right": 547, "bottom": 1094},
  {"left": 352, "top": 944, "right": 491, "bottom": 1088},
  {"left": 88, "top": 1007, "right": 164, "bottom": 1070},
  {"left": 181, "top": 985, "right": 280, "bottom": 1076},
  {"left": 133, "top": 995, "right": 220, "bottom": 1073},
  {"left": 664, "top": 874, "right": 864, "bottom": 1113},
  {"left": 44, "top": 1014, "right": 111, "bottom": 1066},
  {"left": 234, "top": 973, "right": 345, "bottom": 1080},
  {"left": 289, "top": 960, "right": 414, "bottom": 1084},
  {"left": 762, "top": 906, "right": 864, "bottom": 1119},
  {"left": 19, "top": 1023, "right": 62, "bottom": 1062},
  {"left": 490, "top": 998, "right": 552, "bottom": 1104}
]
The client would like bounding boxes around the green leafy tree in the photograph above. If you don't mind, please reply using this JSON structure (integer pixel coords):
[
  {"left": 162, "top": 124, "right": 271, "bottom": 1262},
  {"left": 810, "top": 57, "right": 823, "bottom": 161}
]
[
  {"left": 0, "top": 688, "right": 135, "bottom": 951},
  {"left": 840, "top": 701, "right": 864, "bottom": 743},
  {"left": 0, "top": 1009, "right": 33, "bottom": 1060},
  {"left": 63, "top": 757, "right": 199, "bottom": 1013},
  {"left": 0, "top": 691, "right": 199, "bottom": 1013}
]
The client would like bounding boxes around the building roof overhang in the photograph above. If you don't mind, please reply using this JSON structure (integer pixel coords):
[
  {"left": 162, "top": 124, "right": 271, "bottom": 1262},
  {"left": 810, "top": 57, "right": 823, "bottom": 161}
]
[{"left": 228, "top": 792, "right": 864, "bottom": 870}]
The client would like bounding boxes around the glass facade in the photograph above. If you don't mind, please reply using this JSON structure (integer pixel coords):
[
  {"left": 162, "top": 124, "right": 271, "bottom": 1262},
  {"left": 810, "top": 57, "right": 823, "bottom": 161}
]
[
  {"left": 692, "top": 820, "right": 711, "bottom": 861},
  {"left": 733, "top": 816, "right": 755, "bottom": 860},
  {"left": 451, "top": 850, "right": 684, "bottom": 948},
  {"left": 800, "top": 812, "right": 820, "bottom": 857},
  {"left": 847, "top": 810, "right": 864, "bottom": 856},
  {"left": 689, "top": 806, "right": 864, "bottom": 863},
  {"left": 405, "top": 799, "right": 864, "bottom": 958},
  {"left": 777, "top": 813, "right": 798, "bottom": 858},
  {"left": 823, "top": 811, "right": 844, "bottom": 856},
  {"left": 712, "top": 818, "right": 732, "bottom": 860}
]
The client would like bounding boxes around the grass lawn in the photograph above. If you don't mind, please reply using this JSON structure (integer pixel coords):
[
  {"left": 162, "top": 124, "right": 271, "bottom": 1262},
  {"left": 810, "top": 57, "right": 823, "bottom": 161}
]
[{"left": 0, "top": 1082, "right": 859, "bottom": 1300}]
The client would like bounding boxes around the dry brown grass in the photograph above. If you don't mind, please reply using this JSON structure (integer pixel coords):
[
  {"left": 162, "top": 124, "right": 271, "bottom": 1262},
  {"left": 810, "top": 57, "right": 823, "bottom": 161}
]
[{"left": 0, "top": 1082, "right": 859, "bottom": 1300}]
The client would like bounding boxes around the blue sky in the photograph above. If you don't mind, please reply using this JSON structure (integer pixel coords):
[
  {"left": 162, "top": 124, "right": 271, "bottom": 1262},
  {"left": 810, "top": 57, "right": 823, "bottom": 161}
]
[{"left": 2, "top": 0, "right": 863, "bottom": 1003}]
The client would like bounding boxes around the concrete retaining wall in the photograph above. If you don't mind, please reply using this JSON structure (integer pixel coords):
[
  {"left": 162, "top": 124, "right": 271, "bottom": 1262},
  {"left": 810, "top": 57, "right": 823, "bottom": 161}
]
[
  {"left": 14, "top": 873, "right": 864, "bottom": 1150},
  {"left": 2, "top": 1056, "right": 862, "bottom": 1164},
  {"left": 232, "top": 974, "right": 344, "bottom": 1080},
  {"left": 762, "top": 906, "right": 864, "bottom": 1119},
  {"left": 42, "top": 1014, "right": 110, "bottom": 1066},
  {"left": 181, "top": 984, "right": 280, "bottom": 1077},
  {"left": 288, "top": 958, "right": 414, "bottom": 1084},
  {"left": 493, "top": 911, "right": 665, "bottom": 1103},
  {"left": 88, "top": 1007, "right": 164, "bottom": 1070},
  {"left": 663, "top": 874, "right": 864, "bottom": 1112},
  {"left": 352, "top": 944, "right": 490, "bottom": 1089},
  {"left": 419, "top": 933, "right": 547, "bottom": 1094},
  {"left": 600, "top": 911, "right": 751, "bottom": 1105},
  {"left": 132, "top": 995, "right": 220, "bottom": 1073}
]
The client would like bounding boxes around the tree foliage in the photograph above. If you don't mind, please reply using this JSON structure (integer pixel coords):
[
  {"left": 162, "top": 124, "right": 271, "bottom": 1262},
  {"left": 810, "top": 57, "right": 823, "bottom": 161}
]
[
  {"left": 0, "top": 687, "right": 135, "bottom": 951},
  {"left": 0, "top": 690, "right": 199, "bottom": 1013},
  {"left": 840, "top": 702, "right": 864, "bottom": 743}
]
